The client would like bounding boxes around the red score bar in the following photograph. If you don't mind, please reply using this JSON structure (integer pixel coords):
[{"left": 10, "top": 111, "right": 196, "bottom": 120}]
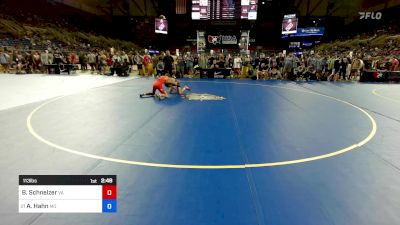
[{"left": 102, "top": 185, "right": 117, "bottom": 199}]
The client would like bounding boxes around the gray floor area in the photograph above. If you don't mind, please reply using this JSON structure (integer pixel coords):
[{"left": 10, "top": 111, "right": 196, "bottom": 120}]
[{"left": 0, "top": 73, "right": 138, "bottom": 110}]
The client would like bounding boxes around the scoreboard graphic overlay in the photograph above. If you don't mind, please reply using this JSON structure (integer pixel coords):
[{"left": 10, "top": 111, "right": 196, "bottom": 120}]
[{"left": 19, "top": 175, "right": 117, "bottom": 213}]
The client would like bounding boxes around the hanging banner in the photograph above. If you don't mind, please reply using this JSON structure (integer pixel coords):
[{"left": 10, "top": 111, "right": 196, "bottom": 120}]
[
  {"left": 282, "top": 14, "right": 298, "bottom": 35},
  {"left": 155, "top": 18, "right": 168, "bottom": 34},
  {"left": 197, "top": 30, "right": 206, "bottom": 52}
]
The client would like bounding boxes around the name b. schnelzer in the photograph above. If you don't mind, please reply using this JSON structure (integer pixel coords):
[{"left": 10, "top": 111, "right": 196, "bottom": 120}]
[{"left": 21, "top": 190, "right": 60, "bottom": 195}]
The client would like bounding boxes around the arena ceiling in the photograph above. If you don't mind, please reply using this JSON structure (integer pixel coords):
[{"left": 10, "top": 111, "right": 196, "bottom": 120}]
[
  {"left": 295, "top": 0, "right": 400, "bottom": 17},
  {"left": 55, "top": 0, "right": 400, "bottom": 16},
  {"left": 52, "top": 0, "right": 163, "bottom": 16}
]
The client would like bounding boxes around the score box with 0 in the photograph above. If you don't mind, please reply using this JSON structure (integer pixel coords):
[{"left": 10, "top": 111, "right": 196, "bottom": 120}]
[{"left": 19, "top": 175, "right": 117, "bottom": 213}]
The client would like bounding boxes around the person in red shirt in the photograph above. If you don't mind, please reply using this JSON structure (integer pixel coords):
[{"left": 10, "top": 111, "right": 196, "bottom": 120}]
[
  {"left": 143, "top": 51, "right": 150, "bottom": 76},
  {"left": 139, "top": 75, "right": 190, "bottom": 99}
]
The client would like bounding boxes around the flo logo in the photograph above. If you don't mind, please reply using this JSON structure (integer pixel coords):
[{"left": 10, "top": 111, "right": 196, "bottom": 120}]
[
  {"left": 359, "top": 12, "right": 382, "bottom": 20},
  {"left": 207, "top": 35, "right": 221, "bottom": 45}
]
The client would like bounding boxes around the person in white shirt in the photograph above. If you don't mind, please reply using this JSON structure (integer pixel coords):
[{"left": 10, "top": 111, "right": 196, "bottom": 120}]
[
  {"left": 120, "top": 51, "right": 129, "bottom": 64},
  {"left": 133, "top": 51, "right": 144, "bottom": 75},
  {"left": 87, "top": 52, "right": 97, "bottom": 72},
  {"left": 233, "top": 55, "right": 242, "bottom": 78},
  {"left": 110, "top": 52, "right": 122, "bottom": 76}
]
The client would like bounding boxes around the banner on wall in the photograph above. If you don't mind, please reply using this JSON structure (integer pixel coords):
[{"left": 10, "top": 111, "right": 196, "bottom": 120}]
[
  {"left": 205, "top": 33, "right": 240, "bottom": 48},
  {"left": 296, "top": 27, "right": 324, "bottom": 36},
  {"left": 282, "top": 27, "right": 325, "bottom": 38}
]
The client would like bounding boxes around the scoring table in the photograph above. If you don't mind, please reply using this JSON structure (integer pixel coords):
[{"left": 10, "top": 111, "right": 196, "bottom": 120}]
[{"left": 19, "top": 175, "right": 117, "bottom": 213}]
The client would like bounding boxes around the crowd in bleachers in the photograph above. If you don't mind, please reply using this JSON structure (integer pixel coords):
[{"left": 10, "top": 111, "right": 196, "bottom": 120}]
[
  {"left": 0, "top": 46, "right": 133, "bottom": 76},
  {"left": 0, "top": 44, "right": 399, "bottom": 81}
]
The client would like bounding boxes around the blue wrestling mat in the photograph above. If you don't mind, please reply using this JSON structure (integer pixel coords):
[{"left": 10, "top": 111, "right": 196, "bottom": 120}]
[{"left": 2, "top": 78, "right": 400, "bottom": 225}]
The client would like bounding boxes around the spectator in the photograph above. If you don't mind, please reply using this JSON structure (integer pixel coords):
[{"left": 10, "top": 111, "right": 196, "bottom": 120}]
[
  {"left": 120, "top": 51, "right": 129, "bottom": 64},
  {"left": 185, "top": 52, "right": 194, "bottom": 76},
  {"left": 327, "top": 56, "right": 335, "bottom": 79},
  {"left": 198, "top": 53, "right": 208, "bottom": 69},
  {"left": 208, "top": 53, "right": 215, "bottom": 68},
  {"left": 320, "top": 56, "right": 329, "bottom": 80},
  {"left": 176, "top": 52, "right": 185, "bottom": 77},
  {"left": 147, "top": 53, "right": 154, "bottom": 77},
  {"left": 350, "top": 56, "right": 363, "bottom": 80},
  {"left": 193, "top": 53, "right": 199, "bottom": 70},
  {"left": 120, "top": 59, "right": 130, "bottom": 77},
  {"left": 283, "top": 53, "right": 296, "bottom": 80},
  {"left": 98, "top": 51, "right": 107, "bottom": 75},
  {"left": 241, "top": 54, "right": 251, "bottom": 78},
  {"left": 172, "top": 52, "right": 178, "bottom": 73},
  {"left": 217, "top": 53, "right": 225, "bottom": 69},
  {"left": 133, "top": 51, "right": 144, "bottom": 76},
  {"left": 269, "top": 66, "right": 282, "bottom": 79},
  {"left": 32, "top": 51, "right": 41, "bottom": 73},
  {"left": 15, "top": 52, "right": 26, "bottom": 74},
  {"left": 53, "top": 49, "right": 64, "bottom": 64},
  {"left": 69, "top": 52, "right": 78, "bottom": 64},
  {"left": 163, "top": 50, "right": 174, "bottom": 77},
  {"left": 209, "top": 57, "right": 219, "bottom": 69},
  {"left": 346, "top": 57, "right": 352, "bottom": 80},
  {"left": 295, "top": 62, "right": 306, "bottom": 80},
  {"left": 110, "top": 52, "right": 121, "bottom": 76},
  {"left": 25, "top": 51, "right": 33, "bottom": 74},
  {"left": 339, "top": 57, "right": 348, "bottom": 80},
  {"left": 143, "top": 50, "right": 151, "bottom": 76},
  {"left": 363, "top": 55, "right": 373, "bottom": 71},
  {"left": 7, "top": 50, "right": 14, "bottom": 73},
  {"left": 332, "top": 56, "right": 341, "bottom": 81},
  {"left": 391, "top": 56, "right": 399, "bottom": 71},
  {"left": 87, "top": 51, "right": 96, "bottom": 73},
  {"left": 225, "top": 54, "right": 233, "bottom": 69},
  {"left": 156, "top": 58, "right": 165, "bottom": 76},
  {"left": 41, "top": 50, "right": 53, "bottom": 68},
  {"left": 233, "top": 55, "right": 242, "bottom": 77},
  {"left": 269, "top": 54, "right": 278, "bottom": 69},
  {"left": 78, "top": 51, "right": 88, "bottom": 71},
  {"left": 0, "top": 49, "right": 10, "bottom": 73},
  {"left": 257, "top": 54, "right": 269, "bottom": 80}
]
